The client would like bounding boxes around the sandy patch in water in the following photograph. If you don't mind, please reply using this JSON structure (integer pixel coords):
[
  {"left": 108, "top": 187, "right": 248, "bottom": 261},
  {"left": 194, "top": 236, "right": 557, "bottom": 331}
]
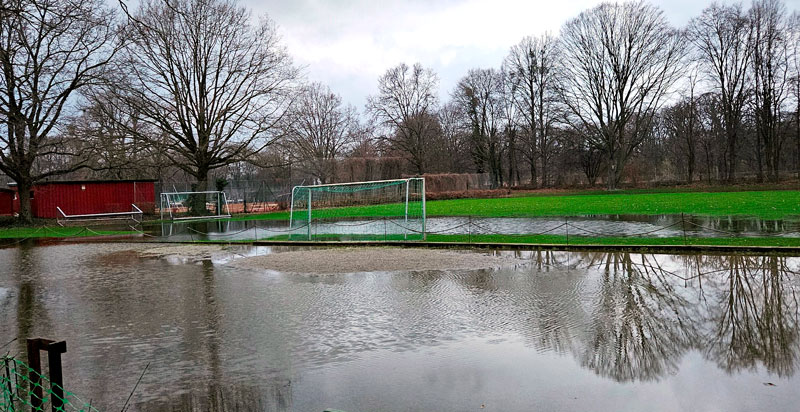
[
  {"left": 231, "top": 247, "right": 526, "bottom": 274},
  {"left": 139, "top": 244, "right": 227, "bottom": 259}
]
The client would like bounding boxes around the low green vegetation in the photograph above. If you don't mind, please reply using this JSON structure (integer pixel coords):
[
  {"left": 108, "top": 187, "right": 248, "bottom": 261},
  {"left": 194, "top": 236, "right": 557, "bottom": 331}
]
[
  {"left": 0, "top": 226, "right": 136, "bottom": 239},
  {"left": 247, "top": 233, "right": 800, "bottom": 248},
  {"left": 233, "top": 189, "right": 800, "bottom": 221}
]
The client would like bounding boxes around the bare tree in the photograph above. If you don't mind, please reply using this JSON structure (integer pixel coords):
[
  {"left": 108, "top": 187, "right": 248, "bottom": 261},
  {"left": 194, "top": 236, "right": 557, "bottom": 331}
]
[
  {"left": 366, "top": 63, "right": 439, "bottom": 174},
  {"left": 453, "top": 68, "right": 504, "bottom": 187},
  {"left": 689, "top": 2, "right": 753, "bottom": 183},
  {"left": 749, "top": 0, "right": 792, "bottom": 182},
  {"left": 558, "top": 1, "right": 684, "bottom": 190},
  {"left": 437, "top": 100, "right": 471, "bottom": 173},
  {"left": 0, "top": 0, "right": 118, "bottom": 222},
  {"left": 498, "top": 68, "right": 521, "bottom": 186},
  {"left": 791, "top": 12, "right": 800, "bottom": 178},
  {"left": 107, "top": 0, "right": 297, "bottom": 212},
  {"left": 663, "top": 67, "right": 701, "bottom": 183},
  {"left": 283, "top": 82, "right": 357, "bottom": 184},
  {"left": 504, "top": 34, "right": 560, "bottom": 187}
]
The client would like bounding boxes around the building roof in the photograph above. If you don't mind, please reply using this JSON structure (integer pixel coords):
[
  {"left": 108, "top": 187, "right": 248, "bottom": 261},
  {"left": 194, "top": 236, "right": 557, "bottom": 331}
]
[{"left": 7, "top": 179, "right": 157, "bottom": 187}]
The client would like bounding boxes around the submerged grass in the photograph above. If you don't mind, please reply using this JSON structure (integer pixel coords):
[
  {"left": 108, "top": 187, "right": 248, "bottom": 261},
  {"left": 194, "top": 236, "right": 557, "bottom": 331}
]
[{"left": 229, "top": 189, "right": 800, "bottom": 221}]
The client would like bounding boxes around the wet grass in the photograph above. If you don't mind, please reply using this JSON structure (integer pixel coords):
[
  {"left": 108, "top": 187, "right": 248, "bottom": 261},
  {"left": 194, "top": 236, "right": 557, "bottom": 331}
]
[
  {"left": 229, "top": 189, "right": 800, "bottom": 221},
  {"left": 246, "top": 233, "right": 800, "bottom": 247},
  {"left": 0, "top": 226, "right": 136, "bottom": 239}
]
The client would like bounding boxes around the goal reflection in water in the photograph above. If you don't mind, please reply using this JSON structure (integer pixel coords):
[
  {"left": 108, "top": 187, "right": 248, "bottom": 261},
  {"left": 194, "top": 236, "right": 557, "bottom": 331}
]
[{"left": 1, "top": 245, "right": 799, "bottom": 411}]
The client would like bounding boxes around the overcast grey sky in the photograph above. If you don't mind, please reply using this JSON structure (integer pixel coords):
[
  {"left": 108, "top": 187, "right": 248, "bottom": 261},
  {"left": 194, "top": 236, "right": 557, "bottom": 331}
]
[{"left": 242, "top": 0, "right": 800, "bottom": 109}]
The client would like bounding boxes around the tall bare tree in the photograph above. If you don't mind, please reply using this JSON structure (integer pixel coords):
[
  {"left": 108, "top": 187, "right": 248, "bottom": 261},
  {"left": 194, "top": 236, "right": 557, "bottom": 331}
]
[
  {"left": 749, "top": 0, "right": 792, "bottom": 181},
  {"left": 107, "top": 0, "right": 297, "bottom": 211},
  {"left": 283, "top": 83, "right": 357, "bottom": 184},
  {"left": 453, "top": 68, "right": 504, "bottom": 187},
  {"left": 663, "top": 67, "right": 701, "bottom": 183},
  {"left": 689, "top": 2, "right": 753, "bottom": 183},
  {"left": 0, "top": 0, "right": 117, "bottom": 222},
  {"left": 791, "top": 11, "right": 800, "bottom": 178},
  {"left": 559, "top": 1, "right": 684, "bottom": 190},
  {"left": 504, "top": 34, "right": 560, "bottom": 187},
  {"left": 366, "top": 62, "right": 439, "bottom": 174}
]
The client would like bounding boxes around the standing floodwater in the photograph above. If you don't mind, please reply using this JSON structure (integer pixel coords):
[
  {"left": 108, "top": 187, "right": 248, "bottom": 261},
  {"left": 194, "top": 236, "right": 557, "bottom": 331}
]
[{"left": 1, "top": 243, "right": 799, "bottom": 411}]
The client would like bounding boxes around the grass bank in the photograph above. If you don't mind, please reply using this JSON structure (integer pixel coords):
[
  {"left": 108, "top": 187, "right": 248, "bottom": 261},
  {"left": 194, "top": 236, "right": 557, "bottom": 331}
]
[
  {"left": 0, "top": 226, "right": 136, "bottom": 239},
  {"left": 230, "top": 189, "right": 800, "bottom": 221},
  {"left": 240, "top": 233, "right": 800, "bottom": 247}
]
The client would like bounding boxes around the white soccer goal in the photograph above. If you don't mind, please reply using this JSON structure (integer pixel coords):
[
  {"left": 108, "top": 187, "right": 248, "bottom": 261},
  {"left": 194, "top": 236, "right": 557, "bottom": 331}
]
[
  {"left": 159, "top": 191, "right": 231, "bottom": 221},
  {"left": 288, "top": 178, "right": 426, "bottom": 241}
]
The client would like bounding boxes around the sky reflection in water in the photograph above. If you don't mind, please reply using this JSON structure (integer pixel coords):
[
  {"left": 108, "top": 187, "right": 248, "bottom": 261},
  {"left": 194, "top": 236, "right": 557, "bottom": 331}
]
[{"left": 0, "top": 244, "right": 799, "bottom": 411}]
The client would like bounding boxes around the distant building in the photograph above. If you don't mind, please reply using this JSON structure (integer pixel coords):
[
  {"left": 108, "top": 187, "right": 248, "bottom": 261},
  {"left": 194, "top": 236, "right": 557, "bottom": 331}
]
[
  {"left": 6, "top": 180, "right": 156, "bottom": 219},
  {"left": 0, "top": 188, "right": 14, "bottom": 216}
]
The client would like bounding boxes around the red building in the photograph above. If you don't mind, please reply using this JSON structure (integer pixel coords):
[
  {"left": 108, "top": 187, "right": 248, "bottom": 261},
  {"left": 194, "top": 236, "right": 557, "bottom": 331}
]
[
  {"left": 0, "top": 188, "right": 14, "bottom": 216},
  {"left": 7, "top": 180, "right": 156, "bottom": 219}
]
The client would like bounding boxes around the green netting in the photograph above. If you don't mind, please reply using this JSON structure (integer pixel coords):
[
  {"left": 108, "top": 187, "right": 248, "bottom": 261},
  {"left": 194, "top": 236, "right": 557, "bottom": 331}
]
[
  {"left": 1, "top": 357, "right": 99, "bottom": 412},
  {"left": 288, "top": 178, "right": 426, "bottom": 241}
]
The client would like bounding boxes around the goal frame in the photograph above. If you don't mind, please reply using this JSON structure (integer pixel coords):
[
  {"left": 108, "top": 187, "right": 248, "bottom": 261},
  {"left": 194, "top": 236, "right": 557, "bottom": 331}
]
[
  {"left": 288, "top": 178, "right": 426, "bottom": 239},
  {"left": 159, "top": 190, "right": 232, "bottom": 221}
]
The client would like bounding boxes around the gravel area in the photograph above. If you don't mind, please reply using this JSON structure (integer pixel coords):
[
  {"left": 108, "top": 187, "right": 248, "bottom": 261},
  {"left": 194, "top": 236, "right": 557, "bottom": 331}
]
[
  {"left": 139, "top": 244, "right": 227, "bottom": 259},
  {"left": 231, "top": 247, "right": 526, "bottom": 274}
]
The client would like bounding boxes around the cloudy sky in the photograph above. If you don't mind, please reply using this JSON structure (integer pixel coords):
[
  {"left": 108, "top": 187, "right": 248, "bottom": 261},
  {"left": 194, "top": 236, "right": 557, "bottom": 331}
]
[{"left": 242, "top": 0, "right": 799, "bottom": 109}]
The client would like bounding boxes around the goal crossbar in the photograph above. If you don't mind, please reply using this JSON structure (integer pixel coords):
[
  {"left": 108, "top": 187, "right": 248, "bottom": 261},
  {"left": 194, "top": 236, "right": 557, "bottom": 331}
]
[
  {"left": 288, "top": 178, "right": 426, "bottom": 240},
  {"left": 160, "top": 191, "right": 231, "bottom": 221}
]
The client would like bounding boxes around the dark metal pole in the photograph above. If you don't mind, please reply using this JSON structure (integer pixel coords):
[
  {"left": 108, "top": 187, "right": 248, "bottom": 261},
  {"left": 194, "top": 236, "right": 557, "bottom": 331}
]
[{"left": 46, "top": 341, "right": 67, "bottom": 412}]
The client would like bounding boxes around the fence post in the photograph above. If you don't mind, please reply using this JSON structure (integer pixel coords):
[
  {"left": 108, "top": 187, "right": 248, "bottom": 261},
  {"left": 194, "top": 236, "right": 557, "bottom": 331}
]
[
  {"left": 681, "top": 213, "right": 687, "bottom": 245},
  {"left": 46, "top": 341, "right": 67, "bottom": 412},
  {"left": 26, "top": 339, "right": 43, "bottom": 412},
  {"left": 468, "top": 216, "right": 472, "bottom": 244},
  {"left": 565, "top": 217, "right": 569, "bottom": 245}
]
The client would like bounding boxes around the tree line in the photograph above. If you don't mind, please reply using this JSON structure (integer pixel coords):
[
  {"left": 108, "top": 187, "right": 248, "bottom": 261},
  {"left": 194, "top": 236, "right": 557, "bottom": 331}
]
[{"left": 2, "top": 0, "right": 800, "bottom": 222}]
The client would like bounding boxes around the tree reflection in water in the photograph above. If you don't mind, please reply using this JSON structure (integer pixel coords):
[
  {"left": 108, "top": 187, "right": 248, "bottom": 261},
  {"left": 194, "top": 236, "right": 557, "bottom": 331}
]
[
  {"left": 702, "top": 255, "right": 800, "bottom": 377},
  {"left": 573, "top": 252, "right": 699, "bottom": 382},
  {"left": 551, "top": 251, "right": 800, "bottom": 382}
]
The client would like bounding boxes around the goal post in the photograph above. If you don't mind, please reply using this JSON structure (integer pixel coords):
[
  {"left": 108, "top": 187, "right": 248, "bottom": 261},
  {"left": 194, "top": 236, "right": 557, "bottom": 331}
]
[
  {"left": 159, "top": 191, "right": 231, "bottom": 221},
  {"left": 288, "top": 178, "right": 426, "bottom": 241}
]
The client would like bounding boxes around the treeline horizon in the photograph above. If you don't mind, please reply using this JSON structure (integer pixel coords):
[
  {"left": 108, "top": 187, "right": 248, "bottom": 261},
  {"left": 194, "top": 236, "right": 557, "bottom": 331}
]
[{"left": 2, "top": 0, "right": 800, "bottom": 222}]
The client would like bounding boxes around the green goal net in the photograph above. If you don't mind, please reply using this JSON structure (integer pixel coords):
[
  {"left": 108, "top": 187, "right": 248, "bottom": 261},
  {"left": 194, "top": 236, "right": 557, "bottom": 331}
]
[{"left": 288, "top": 178, "right": 426, "bottom": 241}]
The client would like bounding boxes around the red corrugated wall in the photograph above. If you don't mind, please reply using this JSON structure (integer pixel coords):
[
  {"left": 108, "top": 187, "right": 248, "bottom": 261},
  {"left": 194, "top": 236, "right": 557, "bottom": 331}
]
[
  {"left": 0, "top": 191, "right": 14, "bottom": 215},
  {"left": 31, "top": 182, "right": 155, "bottom": 218}
]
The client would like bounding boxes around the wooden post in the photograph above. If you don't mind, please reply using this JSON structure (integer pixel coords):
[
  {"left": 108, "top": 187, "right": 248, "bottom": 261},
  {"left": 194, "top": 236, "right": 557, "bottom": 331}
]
[
  {"left": 46, "top": 341, "right": 67, "bottom": 412},
  {"left": 26, "top": 339, "right": 44, "bottom": 412},
  {"left": 25, "top": 338, "right": 67, "bottom": 412}
]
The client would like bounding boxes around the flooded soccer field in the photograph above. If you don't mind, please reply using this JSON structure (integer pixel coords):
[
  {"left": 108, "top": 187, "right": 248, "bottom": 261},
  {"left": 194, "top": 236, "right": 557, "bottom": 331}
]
[{"left": 1, "top": 242, "right": 799, "bottom": 411}]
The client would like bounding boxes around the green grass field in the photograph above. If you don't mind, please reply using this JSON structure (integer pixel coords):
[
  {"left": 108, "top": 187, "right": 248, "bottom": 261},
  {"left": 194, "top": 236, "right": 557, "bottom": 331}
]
[
  {"left": 0, "top": 226, "right": 136, "bottom": 239},
  {"left": 4, "top": 189, "right": 800, "bottom": 248},
  {"left": 211, "top": 233, "right": 800, "bottom": 248},
  {"left": 233, "top": 189, "right": 800, "bottom": 221}
]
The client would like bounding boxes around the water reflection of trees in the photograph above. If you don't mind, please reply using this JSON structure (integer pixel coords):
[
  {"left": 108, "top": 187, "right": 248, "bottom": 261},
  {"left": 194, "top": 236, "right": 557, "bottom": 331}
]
[
  {"left": 549, "top": 252, "right": 800, "bottom": 382},
  {"left": 573, "top": 252, "right": 699, "bottom": 382},
  {"left": 135, "top": 381, "right": 291, "bottom": 412},
  {"left": 702, "top": 255, "right": 800, "bottom": 377}
]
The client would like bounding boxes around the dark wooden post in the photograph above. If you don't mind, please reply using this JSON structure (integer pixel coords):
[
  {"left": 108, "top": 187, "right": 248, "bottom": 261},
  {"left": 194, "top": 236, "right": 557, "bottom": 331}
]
[
  {"left": 46, "top": 341, "right": 67, "bottom": 412},
  {"left": 25, "top": 338, "right": 67, "bottom": 412},
  {"left": 26, "top": 339, "right": 44, "bottom": 412}
]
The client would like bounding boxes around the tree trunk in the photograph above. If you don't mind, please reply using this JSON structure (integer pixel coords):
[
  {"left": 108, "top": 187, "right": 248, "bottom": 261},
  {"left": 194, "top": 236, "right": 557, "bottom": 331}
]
[
  {"left": 726, "top": 127, "right": 737, "bottom": 183},
  {"left": 17, "top": 181, "right": 34, "bottom": 224},
  {"left": 541, "top": 152, "right": 549, "bottom": 188},
  {"left": 190, "top": 169, "right": 210, "bottom": 215},
  {"left": 756, "top": 132, "right": 764, "bottom": 183}
]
